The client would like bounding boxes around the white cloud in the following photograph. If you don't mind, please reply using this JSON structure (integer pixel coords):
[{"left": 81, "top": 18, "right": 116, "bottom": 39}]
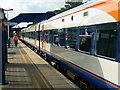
[{"left": 0, "top": 0, "right": 65, "bottom": 20}]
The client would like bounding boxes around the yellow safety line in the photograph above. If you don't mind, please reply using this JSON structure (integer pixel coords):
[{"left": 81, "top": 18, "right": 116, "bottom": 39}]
[
  {"left": 19, "top": 48, "right": 40, "bottom": 88},
  {"left": 19, "top": 43, "right": 52, "bottom": 88}
]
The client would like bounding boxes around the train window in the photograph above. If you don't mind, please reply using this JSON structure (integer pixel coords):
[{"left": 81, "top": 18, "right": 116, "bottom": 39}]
[
  {"left": 29, "top": 32, "right": 33, "bottom": 39},
  {"left": 67, "top": 27, "right": 76, "bottom": 49},
  {"left": 96, "top": 23, "right": 117, "bottom": 58},
  {"left": 83, "top": 11, "right": 88, "bottom": 17},
  {"left": 28, "top": 32, "right": 30, "bottom": 38},
  {"left": 59, "top": 29, "right": 66, "bottom": 46},
  {"left": 62, "top": 19, "right": 64, "bottom": 22},
  {"left": 53, "top": 30, "right": 59, "bottom": 45},
  {"left": 32, "top": 32, "right": 34, "bottom": 39},
  {"left": 25, "top": 32, "right": 27, "bottom": 38},
  {"left": 35, "top": 31, "right": 38, "bottom": 40},
  {"left": 27, "top": 32, "right": 29, "bottom": 38},
  {"left": 49, "top": 30, "right": 53, "bottom": 44},
  {"left": 37, "top": 31, "right": 40, "bottom": 40},
  {"left": 32, "top": 32, "right": 35, "bottom": 39},
  {"left": 45, "top": 31, "right": 49, "bottom": 43},
  {"left": 79, "top": 27, "right": 92, "bottom": 53},
  {"left": 21, "top": 33, "right": 24, "bottom": 38},
  {"left": 29, "top": 32, "right": 31, "bottom": 39},
  {"left": 71, "top": 16, "right": 74, "bottom": 21},
  {"left": 40, "top": 31, "right": 42, "bottom": 41}
]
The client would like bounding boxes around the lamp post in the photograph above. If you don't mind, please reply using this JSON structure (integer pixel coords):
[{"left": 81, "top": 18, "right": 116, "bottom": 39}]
[{"left": 4, "top": 9, "right": 13, "bottom": 48}]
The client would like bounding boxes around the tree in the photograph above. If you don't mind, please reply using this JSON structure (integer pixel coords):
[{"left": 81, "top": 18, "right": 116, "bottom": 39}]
[
  {"left": 65, "top": 0, "right": 83, "bottom": 8},
  {"left": 53, "top": 0, "right": 83, "bottom": 14}
]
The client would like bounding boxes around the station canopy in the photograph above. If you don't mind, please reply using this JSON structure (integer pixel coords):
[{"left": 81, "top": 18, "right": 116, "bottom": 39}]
[{"left": 9, "top": 12, "right": 55, "bottom": 24}]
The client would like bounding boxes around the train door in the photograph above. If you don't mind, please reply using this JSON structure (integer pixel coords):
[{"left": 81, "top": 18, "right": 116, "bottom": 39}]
[
  {"left": 59, "top": 28, "right": 66, "bottom": 47},
  {"left": 34, "top": 25, "right": 37, "bottom": 47},
  {"left": 41, "top": 24, "right": 45, "bottom": 53},
  {"left": 38, "top": 24, "right": 40, "bottom": 52},
  {"left": 78, "top": 26, "right": 93, "bottom": 54}
]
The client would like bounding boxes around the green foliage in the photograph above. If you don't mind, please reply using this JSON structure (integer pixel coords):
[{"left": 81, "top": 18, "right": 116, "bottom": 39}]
[{"left": 53, "top": 1, "right": 83, "bottom": 15}]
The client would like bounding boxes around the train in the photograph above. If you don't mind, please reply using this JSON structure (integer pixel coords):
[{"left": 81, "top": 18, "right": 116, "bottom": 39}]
[{"left": 20, "top": 0, "right": 120, "bottom": 89}]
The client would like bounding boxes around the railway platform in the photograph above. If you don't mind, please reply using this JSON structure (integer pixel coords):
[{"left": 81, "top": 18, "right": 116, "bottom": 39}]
[{"left": 1, "top": 40, "right": 79, "bottom": 90}]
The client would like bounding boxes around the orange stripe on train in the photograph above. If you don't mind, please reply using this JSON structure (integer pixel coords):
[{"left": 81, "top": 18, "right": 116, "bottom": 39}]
[
  {"left": 0, "top": 23, "right": 2, "bottom": 28},
  {"left": 93, "top": 0, "right": 120, "bottom": 21},
  {"left": 42, "top": 24, "right": 44, "bottom": 53}
]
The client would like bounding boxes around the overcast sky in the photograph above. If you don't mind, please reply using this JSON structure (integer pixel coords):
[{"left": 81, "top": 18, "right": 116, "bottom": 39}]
[{"left": 0, "top": 0, "right": 65, "bottom": 20}]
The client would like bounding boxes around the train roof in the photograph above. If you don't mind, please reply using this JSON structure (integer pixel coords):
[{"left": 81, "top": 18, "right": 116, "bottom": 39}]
[
  {"left": 42, "top": 0, "right": 119, "bottom": 24},
  {"left": 49, "top": 0, "right": 99, "bottom": 20}
]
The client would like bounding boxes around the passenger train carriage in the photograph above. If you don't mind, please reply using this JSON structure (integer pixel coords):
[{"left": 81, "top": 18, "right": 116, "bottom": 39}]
[{"left": 20, "top": 0, "right": 120, "bottom": 89}]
